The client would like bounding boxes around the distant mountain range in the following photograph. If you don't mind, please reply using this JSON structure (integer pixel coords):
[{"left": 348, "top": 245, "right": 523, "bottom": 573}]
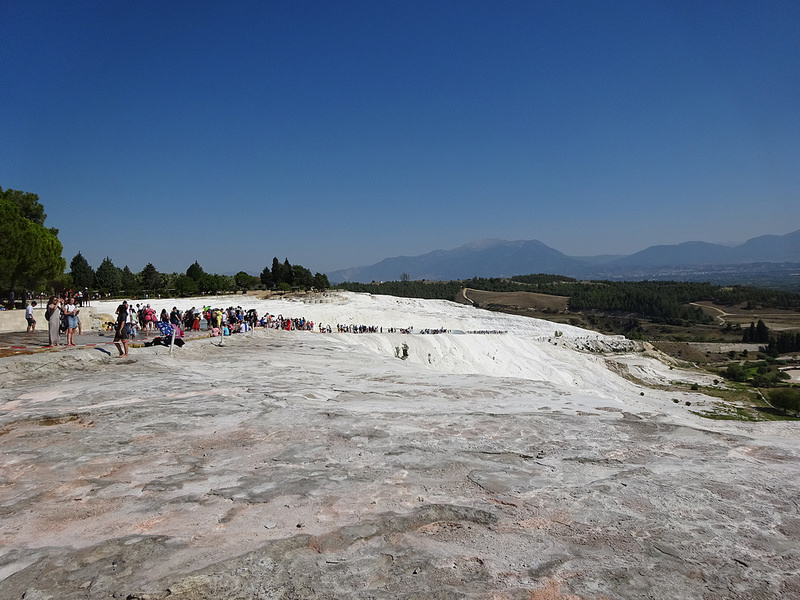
[
  {"left": 610, "top": 230, "right": 800, "bottom": 266},
  {"left": 327, "top": 229, "right": 800, "bottom": 288}
]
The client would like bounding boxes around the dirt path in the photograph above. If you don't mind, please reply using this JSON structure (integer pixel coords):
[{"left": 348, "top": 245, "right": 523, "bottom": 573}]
[
  {"left": 462, "top": 287, "right": 474, "bottom": 305},
  {"left": 690, "top": 302, "right": 730, "bottom": 325}
]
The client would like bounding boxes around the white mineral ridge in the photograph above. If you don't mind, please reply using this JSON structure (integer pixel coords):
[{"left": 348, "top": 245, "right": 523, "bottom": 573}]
[{"left": 91, "top": 291, "right": 718, "bottom": 420}]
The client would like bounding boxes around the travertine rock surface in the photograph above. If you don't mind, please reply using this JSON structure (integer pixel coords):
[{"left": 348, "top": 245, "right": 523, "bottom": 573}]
[{"left": 1, "top": 294, "right": 798, "bottom": 599}]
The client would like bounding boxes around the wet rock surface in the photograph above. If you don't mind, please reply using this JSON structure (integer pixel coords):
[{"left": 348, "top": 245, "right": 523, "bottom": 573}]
[{"left": 1, "top": 326, "right": 799, "bottom": 599}]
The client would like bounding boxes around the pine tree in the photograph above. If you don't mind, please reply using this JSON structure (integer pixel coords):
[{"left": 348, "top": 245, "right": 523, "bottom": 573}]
[
  {"left": 95, "top": 257, "right": 122, "bottom": 293},
  {"left": 271, "top": 257, "right": 282, "bottom": 285},
  {"left": 70, "top": 252, "right": 94, "bottom": 289},
  {"left": 283, "top": 258, "right": 294, "bottom": 285},
  {"left": 756, "top": 319, "right": 770, "bottom": 343},
  {"left": 140, "top": 263, "right": 160, "bottom": 292},
  {"left": 186, "top": 261, "right": 205, "bottom": 282},
  {"left": 260, "top": 265, "right": 273, "bottom": 288}
]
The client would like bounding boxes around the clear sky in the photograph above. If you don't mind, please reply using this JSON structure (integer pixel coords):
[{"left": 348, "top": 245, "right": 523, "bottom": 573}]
[{"left": 2, "top": 0, "right": 799, "bottom": 276}]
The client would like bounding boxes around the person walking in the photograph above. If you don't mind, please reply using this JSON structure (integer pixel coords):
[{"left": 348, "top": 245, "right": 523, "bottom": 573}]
[
  {"left": 113, "top": 300, "right": 130, "bottom": 357},
  {"left": 25, "top": 301, "right": 37, "bottom": 333}
]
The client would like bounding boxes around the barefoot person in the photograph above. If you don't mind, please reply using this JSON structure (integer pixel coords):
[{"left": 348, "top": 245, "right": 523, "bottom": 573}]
[{"left": 113, "top": 300, "right": 130, "bottom": 357}]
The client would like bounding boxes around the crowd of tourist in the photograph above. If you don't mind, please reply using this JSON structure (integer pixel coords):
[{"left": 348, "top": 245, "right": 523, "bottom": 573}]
[
  {"left": 464, "top": 330, "right": 508, "bottom": 335},
  {"left": 23, "top": 296, "right": 507, "bottom": 353},
  {"left": 126, "top": 303, "right": 511, "bottom": 340},
  {"left": 36, "top": 293, "right": 85, "bottom": 347}
]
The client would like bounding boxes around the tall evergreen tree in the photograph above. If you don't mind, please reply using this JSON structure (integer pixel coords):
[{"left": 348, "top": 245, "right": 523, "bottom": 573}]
[
  {"left": 756, "top": 319, "right": 770, "bottom": 343},
  {"left": 283, "top": 258, "right": 294, "bottom": 285},
  {"left": 186, "top": 261, "right": 205, "bottom": 282},
  {"left": 120, "top": 266, "right": 139, "bottom": 294},
  {"left": 95, "top": 257, "right": 122, "bottom": 293},
  {"left": 70, "top": 252, "right": 94, "bottom": 289},
  {"left": 140, "top": 263, "right": 160, "bottom": 292},
  {"left": 271, "top": 257, "right": 282, "bottom": 285},
  {"left": 260, "top": 265, "right": 273, "bottom": 288}
]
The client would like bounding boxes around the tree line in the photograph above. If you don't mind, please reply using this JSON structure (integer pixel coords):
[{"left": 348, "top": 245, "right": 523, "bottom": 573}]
[
  {"left": 4, "top": 186, "right": 800, "bottom": 322},
  {"left": 1, "top": 186, "right": 332, "bottom": 300},
  {"left": 69, "top": 254, "right": 330, "bottom": 297},
  {"left": 742, "top": 319, "right": 800, "bottom": 356}
]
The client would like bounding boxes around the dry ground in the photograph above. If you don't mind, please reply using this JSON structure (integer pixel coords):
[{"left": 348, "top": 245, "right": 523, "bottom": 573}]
[
  {"left": 692, "top": 301, "right": 800, "bottom": 331},
  {"left": 457, "top": 289, "right": 569, "bottom": 316}
]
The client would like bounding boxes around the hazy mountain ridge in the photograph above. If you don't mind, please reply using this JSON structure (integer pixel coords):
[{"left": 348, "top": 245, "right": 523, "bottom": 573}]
[
  {"left": 611, "top": 230, "right": 800, "bottom": 266},
  {"left": 327, "top": 229, "right": 800, "bottom": 284}
]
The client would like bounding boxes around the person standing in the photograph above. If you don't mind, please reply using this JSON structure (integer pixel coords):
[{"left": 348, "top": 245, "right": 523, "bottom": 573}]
[
  {"left": 127, "top": 302, "right": 137, "bottom": 339},
  {"left": 113, "top": 300, "right": 130, "bottom": 357},
  {"left": 63, "top": 296, "right": 78, "bottom": 346},
  {"left": 25, "top": 301, "right": 37, "bottom": 333},
  {"left": 145, "top": 305, "right": 156, "bottom": 331},
  {"left": 46, "top": 296, "right": 62, "bottom": 347}
]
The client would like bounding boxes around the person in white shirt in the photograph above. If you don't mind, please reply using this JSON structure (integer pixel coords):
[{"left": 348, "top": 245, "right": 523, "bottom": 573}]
[
  {"left": 64, "top": 297, "right": 78, "bottom": 346},
  {"left": 25, "top": 301, "right": 37, "bottom": 333}
]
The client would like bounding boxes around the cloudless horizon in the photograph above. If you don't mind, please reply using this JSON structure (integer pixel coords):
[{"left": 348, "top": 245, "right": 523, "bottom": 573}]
[{"left": 3, "top": 0, "right": 799, "bottom": 276}]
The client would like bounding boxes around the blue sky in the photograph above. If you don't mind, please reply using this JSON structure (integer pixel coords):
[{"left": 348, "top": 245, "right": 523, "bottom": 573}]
[{"left": 2, "top": 0, "right": 798, "bottom": 276}]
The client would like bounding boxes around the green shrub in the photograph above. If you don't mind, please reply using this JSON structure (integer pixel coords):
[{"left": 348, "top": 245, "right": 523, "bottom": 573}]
[
  {"left": 725, "top": 363, "right": 748, "bottom": 382},
  {"left": 768, "top": 388, "right": 800, "bottom": 416}
]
